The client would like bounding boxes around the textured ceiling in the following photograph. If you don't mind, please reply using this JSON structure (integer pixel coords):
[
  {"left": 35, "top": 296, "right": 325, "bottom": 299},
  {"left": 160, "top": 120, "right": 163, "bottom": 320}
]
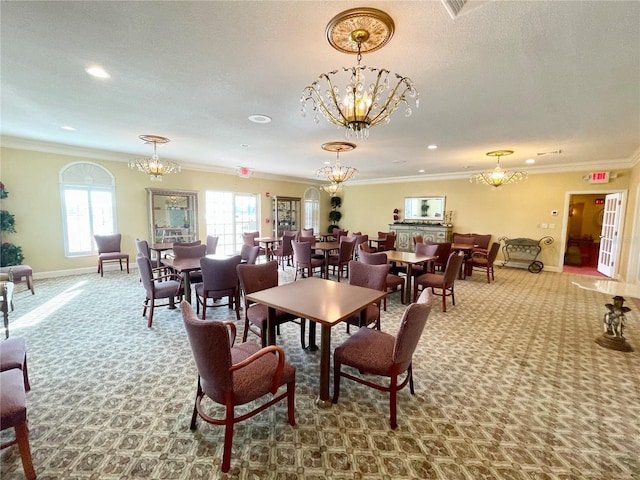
[{"left": 1, "top": 1, "right": 639, "bottom": 183}]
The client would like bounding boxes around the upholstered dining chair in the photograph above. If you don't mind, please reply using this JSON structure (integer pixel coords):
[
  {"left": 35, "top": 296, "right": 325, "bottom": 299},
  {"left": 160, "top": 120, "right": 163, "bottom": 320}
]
[
  {"left": 135, "top": 238, "right": 151, "bottom": 259},
  {"left": 272, "top": 231, "right": 296, "bottom": 270},
  {"left": 136, "top": 254, "right": 184, "bottom": 327},
  {"left": 94, "top": 233, "right": 129, "bottom": 277},
  {"left": 242, "top": 231, "right": 266, "bottom": 259},
  {"left": 328, "top": 236, "right": 356, "bottom": 281},
  {"left": 428, "top": 241, "right": 451, "bottom": 272},
  {"left": 358, "top": 249, "right": 405, "bottom": 310},
  {"left": 173, "top": 240, "right": 202, "bottom": 247},
  {"left": 352, "top": 234, "right": 369, "bottom": 259},
  {"left": 292, "top": 240, "right": 325, "bottom": 280},
  {"left": 172, "top": 243, "right": 207, "bottom": 284},
  {"left": 194, "top": 255, "right": 242, "bottom": 320},
  {"left": 181, "top": 301, "right": 296, "bottom": 473},
  {"left": 240, "top": 244, "right": 261, "bottom": 264},
  {"left": 206, "top": 235, "right": 219, "bottom": 254},
  {"left": 468, "top": 242, "right": 500, "bottom": 283},
  {"left": 412, "top": 235, "right": 424, "bottom": 248},
  {"left": 0, "top": 336, "right": 31, "bottom": 391},
  {"left": 344, "top": 260, "right": 389, "bottom": 333},
  {"left": 409, "top": 242, "right": 439, "bottom": 277},
  {"left": 413, "top": 251, "right": 464, "bottom": 311},
  {"left": 333, "top": 289, "right": 433, "bottom": 429},
  {"left": 237, "top": 260, "right": 306, "bottom": 348},
  {"left": 1, "top": 368, "right": 36, "bottom": 479}
]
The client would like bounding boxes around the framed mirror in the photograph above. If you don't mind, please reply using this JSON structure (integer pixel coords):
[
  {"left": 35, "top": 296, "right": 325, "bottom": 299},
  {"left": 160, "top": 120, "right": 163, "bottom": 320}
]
[{"left": 404, "top": 196, "right": 446, "bottom": 221}]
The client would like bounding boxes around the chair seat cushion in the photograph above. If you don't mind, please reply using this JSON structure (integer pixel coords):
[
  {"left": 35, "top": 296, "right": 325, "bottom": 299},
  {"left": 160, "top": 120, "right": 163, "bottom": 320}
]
[
  {"left": 230, "top": 344, "right": 296, "bottom": 405},
  {"left": 386, "top": 274, "right": 404, "bottom": 288},
  {"left": 0, "top": 369, "right": 27, "bottom": 429},
  {"left": 0, "top": 337, "right": 26, "bottom": 372},
  {"left": 0, "top": 266, "right": 32, "bottom": 281},
  {"left": 152, "top": 279, "right": 182, "bottom": 298},
  {"left": 99, "top": 252, "right": 129, "bottom": 260},
  {"left": 247, "top": 304, "right": 296, "bottom": 328},
  {"left": 334, "top": 328, "right": 395, "bottom": 376},
  {"left": 416, "top": 272, "right": 444, "bottom": 288},
  {"left": 345, "top": 304, "right": 379, "bottom": 328}
]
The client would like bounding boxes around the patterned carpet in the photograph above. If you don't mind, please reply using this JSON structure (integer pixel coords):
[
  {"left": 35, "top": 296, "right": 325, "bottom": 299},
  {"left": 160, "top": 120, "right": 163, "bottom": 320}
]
[{"left": 1, "top": 264, "right": 639, "bottom": 479}]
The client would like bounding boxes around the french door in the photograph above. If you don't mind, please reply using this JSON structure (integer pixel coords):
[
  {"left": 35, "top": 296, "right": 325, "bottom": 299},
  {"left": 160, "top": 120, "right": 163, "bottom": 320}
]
[
  {"left": 598, "top": 192, "right": 625, "bottom": 277},
  {"left": 205, "top": 192, "right": 259, "bottom": 255}
]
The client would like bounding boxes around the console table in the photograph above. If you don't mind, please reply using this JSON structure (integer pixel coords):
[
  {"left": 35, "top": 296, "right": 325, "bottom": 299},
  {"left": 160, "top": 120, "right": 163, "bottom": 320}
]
[{"left": 389, "top": 223, "right": 452, "bottom": 252}]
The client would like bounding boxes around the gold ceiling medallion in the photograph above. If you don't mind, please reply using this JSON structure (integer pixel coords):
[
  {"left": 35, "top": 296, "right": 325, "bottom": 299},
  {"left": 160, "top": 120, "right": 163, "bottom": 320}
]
[
  {"left": 301, "top": 8, "right": 418, "bottom": 140},
  {"left": 470, "top": 150, "right": 527, "bottom": 188},
  {"left": 318, "top": 142, "right": 358, "bottom": 195}
]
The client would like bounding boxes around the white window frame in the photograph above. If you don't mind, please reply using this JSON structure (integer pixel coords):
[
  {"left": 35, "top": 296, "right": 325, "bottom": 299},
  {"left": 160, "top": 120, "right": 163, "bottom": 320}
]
[{"left": 303, "top": 187, "right": 321, "bottom": 233}]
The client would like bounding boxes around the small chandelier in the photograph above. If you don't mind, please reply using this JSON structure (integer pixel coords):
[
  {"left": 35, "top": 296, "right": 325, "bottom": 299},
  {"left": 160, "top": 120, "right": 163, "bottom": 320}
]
[
  {"left": 316, "top": 142, "right": 358, "bottom": 189},
  {"left": 470, "top": 150, "right": 527, "bottom": 188},
  {"left": 128, "top": 135, "right": 181, "bottom": 182},
  {"left": 321, "top": 182, "right": 343, "bottom": 197},
  {"left": 301, "top": 8, "right": 418, "bottom": 140}
]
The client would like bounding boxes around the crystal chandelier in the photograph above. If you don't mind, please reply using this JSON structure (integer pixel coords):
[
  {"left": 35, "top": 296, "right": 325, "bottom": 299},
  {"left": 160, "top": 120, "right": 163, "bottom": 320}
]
[
  {"left": 470, "top": 150, "right": 527, "bottom": 188},
  {"left": 128, "top": 135, "right": 181, "bottom": 182},
  {"left": 301, "top": 8, "right": 418, "bottom": 140},
  {"left": 316, "top": 142, "right": 358, "bottom": 191}
]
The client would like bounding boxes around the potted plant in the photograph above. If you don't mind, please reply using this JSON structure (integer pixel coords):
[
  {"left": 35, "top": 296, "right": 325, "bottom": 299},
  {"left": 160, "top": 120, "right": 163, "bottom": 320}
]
[
  {"left": 0, "top": 243, "right": 24, "bottom": 267},
  {"left": 328, "top": 196, "right": 342, "bottom": 232}
]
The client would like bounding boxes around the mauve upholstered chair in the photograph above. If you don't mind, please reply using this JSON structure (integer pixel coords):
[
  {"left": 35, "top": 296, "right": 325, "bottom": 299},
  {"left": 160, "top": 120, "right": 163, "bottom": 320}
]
[
  {"left": 237, "top": 260, "right": 306, "bottom": 348},
  {"left": 194, "top": 255, "right": 242, "bottom": 320},
  {"left": 344, "top": 260, "right": 389, "bottom": 333},
  {"left": 181, "top": 301, "right": 296, "bottom": 473},
  {"left": 0, "top": 369, "right": 36, "bottom": 479},
  {"left": 240, "top": 244, "right": 261, "bottom": 264},
  {"left": 172, "top": 243, "right": 206, "bottom": 284},
  {"left": 206, "top": 235, "right": 219, "bottom": 255},
  {"left": 0, "top": 337, "right": 30, "bottom": 391},
  {"left": 136, "top": 254, "right": 184, "bottom": 327},
  {"left": 292, "top": 241, "right": 325, "bottom": 280},
  {"left": 413, "top": 251, "right": 464, "bottom": 311},
  {"left": 358, "top": 249, "right": 405, "bottom": 310},
  {"left": 333, "top": 289, "right": 433, "bottom": 429},
  {"left": 94, "top": 233, "right": 129, "bottom": 277},
  {"left": 328, "top": 237, "right": 356, "bottom": 282},
  {"left": 272, "top": 231, "right": 296, "bottom": 270},
  {"left": 468, "top": 242, "right": 500, "bottom": 283}
]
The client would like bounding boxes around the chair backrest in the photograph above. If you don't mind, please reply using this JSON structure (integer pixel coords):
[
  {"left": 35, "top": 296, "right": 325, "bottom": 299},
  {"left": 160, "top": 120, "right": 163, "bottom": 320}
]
[
  {"left": 415, "top": 242, "right": 438, "bottom": 257},
  {"left": 297, "top": 235, "right": 316, "bottom": 248},
  {"left": 348, "top": 260, "right": 389, "bottom": 291},
  {"left": 242, "top": 231, "right": 259, "bottom": 247},
  {"left": 240, "top": 244, "right": 260, "bottom": 264},
  {"left": 443, "top": 252, "right": 465, "bottom": 287},
  {"left": 279, "top": 232, "right": 295, "bottom": 255},
  {"left": 452, "top": 233, "right": 475, "bottom": 245},
  {"left": 352, "top": 234, "right": 369, "bottom": 251},
  {"left": 412, "top": 235, "right": 424, "bottom": 245},
  {"left": 383, "top": 234, "right": 396, "bottom": 251},
  {"left": 181, "top": 301, "right": 233, "bottom": 401},
  {"left": 472, "top": 234, "right": 492, "bottom": 250},
  {"left": 174, "top": 240, "right": 202, "bottom": 247},
  {"left": 358, "top": 249, "right": 388, "bottom": 266},
  {"left": 200, "top": 255, "right": 242, "bottom": 291},
  {"left": 377, "top": 231, "right": 391, "bottom": 239},
  {"left": 173, "top": 244, "right": 207, "bottom": 260},
  {"left": 237, "top": 260, "right": 279, "bottom": 296},
  {"left": 136, "top": 254, "right": 155, "bottom": 293},
  {"left": 393, "top": 289, "right": 433, "bottom": 369},
  {"left": 432, "top": 242, "right": 451, "bottom": 264},
  {"left": 337, "top": 237, "right": 356, "bottom": 261},
  {"left": 332, "top": 228, "right": 348, "bottom": 241},
  {"left": 206, "top": 235, "right": 219, "bottom": 255},
  {"left": 135, "top": 238, "right": 151, "bottom": 258},
  {"left": 486, "top": 242, "right": 500, "bottom": 264},
  {"left": 358, "top": 242, "right": 374, "bottom": 254},
  {"left": 292, "top": 240, "right": 312, "bottom": 265},
  {"left": 94, "top": 233, "right": 122, "bottom": 254},
  {"left": 300, "top": 228, "right": 314, "bottom": 237}
]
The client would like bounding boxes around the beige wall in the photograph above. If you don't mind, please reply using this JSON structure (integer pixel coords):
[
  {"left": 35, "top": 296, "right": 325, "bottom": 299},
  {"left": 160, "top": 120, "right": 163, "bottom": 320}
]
[{"left": 2, "top": 145, "right": 637, "bottom": 280}]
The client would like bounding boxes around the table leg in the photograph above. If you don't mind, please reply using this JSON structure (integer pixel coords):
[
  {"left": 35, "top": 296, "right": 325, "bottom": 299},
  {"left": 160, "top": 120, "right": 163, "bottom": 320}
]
[
  {"left": 406, "top": 264, "right": 413, "bottom": 304},
  {"left": 307, "top": 320, "right": 318, "bottom": 351},
  {"left": 183, "top": 271, "right": 192, "bottom": 305},
  {"left": 324, "top": 251, "right": 331, "bottom": 279},
  {"left": 315, "top": 324, "right": 332, "bottom": 408},
  {"left": 266, "top": 307, "right": 277, "bottom": 346}
]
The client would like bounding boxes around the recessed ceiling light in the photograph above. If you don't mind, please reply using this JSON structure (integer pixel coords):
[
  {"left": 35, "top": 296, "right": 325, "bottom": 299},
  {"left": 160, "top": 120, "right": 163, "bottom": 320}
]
[
  {"left": 525, "top": 158, "right": 535, "bottom": 164},
  {"left": 61, "top": 125, "right": 76, "bottom": 131},
  {"left": 418, "top": 169, "right": 425, "bottom": 173},
  {"left": 427, "top": 144, "right": 438, "bottom": 150},
  {"left": 85, "top": 65, "right": 110, "bottom": 78},
  {"left": 241, "top": 143, "right": 250, "bottom": 148},
  {"left": 391, "top": 160, "right": 406, "bottom": 164},
  {"left": 248, "top": 114, "right": 272, "bottom": 124}
]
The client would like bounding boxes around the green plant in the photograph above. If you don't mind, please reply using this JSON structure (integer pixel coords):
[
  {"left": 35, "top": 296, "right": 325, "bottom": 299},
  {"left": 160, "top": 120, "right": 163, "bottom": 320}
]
[
  {"left": 330, "top": 196, "right": 342, "bottom": 209},
  {"left": 328, "top": 210, "right": 342, "bottom": 223},
  {"left": 1, "top": 243, "right": 24, "bottom": 267},
  {"left": 0, "top": 210, "right": 16, "bottom": 233}
]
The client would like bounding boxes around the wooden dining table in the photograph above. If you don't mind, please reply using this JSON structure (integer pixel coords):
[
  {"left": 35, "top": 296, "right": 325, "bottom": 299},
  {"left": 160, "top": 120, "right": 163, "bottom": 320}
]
[
  {"left": 255, "top": 236, "right": 279, "bottom": 261},
  {"left": 149, "top": 242, "right": 174, "bottom": 268},
  {"left": 162, "top": 253, "right": 229, "bottom": 304},
  {"left": 451, "top": 243, "right": 477, "bottom": 278},
  {"left": 384, "top": 250, "right": 437, "bottom": 304},
  {"left": 246, "top": 277, "right": 386, "bottom": 408},
  {"left": 311, "top": 241, "right": 340, "bottom": 278}
]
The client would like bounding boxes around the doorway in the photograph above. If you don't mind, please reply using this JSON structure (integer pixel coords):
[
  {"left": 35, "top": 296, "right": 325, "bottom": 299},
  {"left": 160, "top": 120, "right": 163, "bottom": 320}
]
[{"left": 562, "top": 190, "right": 625, "bottom": 278}]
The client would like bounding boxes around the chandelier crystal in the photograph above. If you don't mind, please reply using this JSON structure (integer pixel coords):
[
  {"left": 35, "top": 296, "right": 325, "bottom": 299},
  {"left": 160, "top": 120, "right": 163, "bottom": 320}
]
[
  {"left": 320, "top": 182, "right": 343, "bottom": 197},
  {"left": 316, "top": 142, "right": 358, "bottom": 189},
  {"left": 128, "top": 135, "right": 181, "bottom": 182},
  {"left": 301, "top": 8, "right": 418, "bottom": 140},
  {"left": 470, "top": 150, "right": 527, "bottom": 188}
]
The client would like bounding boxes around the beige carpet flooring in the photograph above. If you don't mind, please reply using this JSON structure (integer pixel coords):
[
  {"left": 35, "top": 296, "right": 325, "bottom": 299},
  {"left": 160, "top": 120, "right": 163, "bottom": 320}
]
[{"left": 1, "top": 264, "right": 639, "bottom": 479}]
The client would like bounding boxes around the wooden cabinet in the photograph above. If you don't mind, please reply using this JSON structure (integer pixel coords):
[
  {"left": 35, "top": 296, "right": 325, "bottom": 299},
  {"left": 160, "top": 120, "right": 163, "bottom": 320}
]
[
  {"left": 390, "top": 223, "right": 452, "bottom": 252},
  {"left": 147, "top": 188, "right": 198, "bottom": 243},
  {"left": 272, "top": 196, "right": 300, "bottom": 237}
]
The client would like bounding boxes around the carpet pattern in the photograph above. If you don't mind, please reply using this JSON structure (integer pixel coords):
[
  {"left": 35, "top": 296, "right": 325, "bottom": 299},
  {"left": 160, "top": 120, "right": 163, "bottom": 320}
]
[{"left": 1, "top": 265, "right": 639, "bottom": 479}]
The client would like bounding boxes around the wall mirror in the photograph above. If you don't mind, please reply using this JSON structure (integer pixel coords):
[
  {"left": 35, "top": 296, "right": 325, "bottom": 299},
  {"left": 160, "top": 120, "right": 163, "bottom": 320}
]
[
  {"left": 404, "top": 196, "right": 446, "bottom": 221},
  {"left": 147, "top": 188, "right": 198, "bottom": 243}
]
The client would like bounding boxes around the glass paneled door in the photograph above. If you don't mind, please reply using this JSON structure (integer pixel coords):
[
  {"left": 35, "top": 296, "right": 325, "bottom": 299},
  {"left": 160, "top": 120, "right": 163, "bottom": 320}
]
[{"left": 205, "top": 191, "right": 259, "bottom": 255}]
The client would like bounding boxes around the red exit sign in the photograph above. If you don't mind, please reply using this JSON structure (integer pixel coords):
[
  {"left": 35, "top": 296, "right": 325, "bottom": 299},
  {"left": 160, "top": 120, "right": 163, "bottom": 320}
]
[{"left": 588, "top": 171, "right": 610, "bottom": 183}]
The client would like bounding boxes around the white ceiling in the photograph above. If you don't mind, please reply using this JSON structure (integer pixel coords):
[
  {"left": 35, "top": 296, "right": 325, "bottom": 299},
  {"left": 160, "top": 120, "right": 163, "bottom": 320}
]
[{"left": 2, "top": 1, "right": 639, "bottom": 183}]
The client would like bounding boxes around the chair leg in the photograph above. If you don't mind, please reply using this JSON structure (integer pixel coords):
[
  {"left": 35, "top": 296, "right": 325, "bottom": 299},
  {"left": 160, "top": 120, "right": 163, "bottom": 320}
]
[
  {"left": 332, "top": 359, "right": 341, "bottom": 403},
  {"left": 15, "top": 422, "right": 36, "bottom": 480},
  {"left": 389, "top": 373, "right": 398, "bottom": 430},
  {"left": 287, "top": 381, "right": 296, "bottom": 426},
  {"left": 190, "top": 379, "right": 202, "bottom": 430},
  {"left": 126, "top": 257, "right": 130, "bottom": 274},
  {"left": 222, "top": 404, "right": 235, "bottom": 473},
  {"left": 408, "top": 364, "right": 415, "bottom": 394},
  {"left": 400, "top": 283, "right": 405, "bottom": 305},
  {"left": 148, "top": 301, "right": 155, "bottom": 328},
  {"left": 26, "top": 275, "right": 34, "bottom": 295},
  {"left": 299, "top": 319, "right": 306, "bottom": 349}
]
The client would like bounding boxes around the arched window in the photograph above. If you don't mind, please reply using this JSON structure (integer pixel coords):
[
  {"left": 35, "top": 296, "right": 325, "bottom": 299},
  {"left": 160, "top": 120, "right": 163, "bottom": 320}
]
[
  {"left": 303, "top": 187, "right": 320, "bottom": 233},
  {"left": 59, "top": 162, "right": 117, "bottom": 256}
]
